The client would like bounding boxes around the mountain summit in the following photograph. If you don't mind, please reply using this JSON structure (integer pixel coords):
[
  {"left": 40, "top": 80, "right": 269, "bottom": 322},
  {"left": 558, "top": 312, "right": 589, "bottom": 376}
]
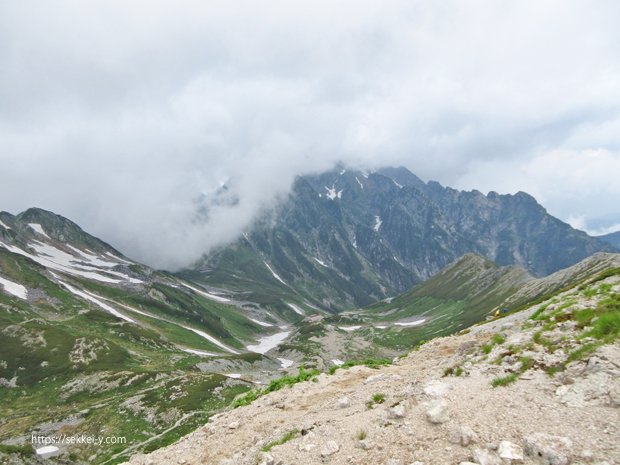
[{"left": 190, "top": 166, "right": 615, "bottom": 310}]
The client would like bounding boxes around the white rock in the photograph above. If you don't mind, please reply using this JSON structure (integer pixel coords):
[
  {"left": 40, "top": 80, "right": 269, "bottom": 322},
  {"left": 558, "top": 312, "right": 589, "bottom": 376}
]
[
  {"left": 320, "top": 440, "right": 340, "bottom": 457},
  {"left": 426, "top": 399, "right": 449, "bottom": 424},
  {"left": 336, "top": 396, "right": 350, "bottom": 408},
  {"left": 423, "top": 380, "right": 450, "bottom": 398},
  {"left": 523, "top": 433, "right": 572, "bottom": 465},
  {"left": 227, "top": 421, "right": 239, "bottom": 429},
  {"left": 257, "top": 453, "right": 275, "bottom": 465},
  {"left": 388, "top": 404, "right": 407, "bottom": 419},
  {"left": 356, "top": 439, "right": 374, "bottom": 450},
  {"left": 35, "top": 446, "right": 61, "bottom": 459},
  {"left": 448, "top": 425, "right": 479, "bottom": 447},
  {"left": 386, "top": 459, "right": 403, "bottom": 465},
  {"left": 472, "top": 448, "right": 502, "bottom": 465},
  {"left": 498, "top": 440, "right": 524, "bottom": 463}
]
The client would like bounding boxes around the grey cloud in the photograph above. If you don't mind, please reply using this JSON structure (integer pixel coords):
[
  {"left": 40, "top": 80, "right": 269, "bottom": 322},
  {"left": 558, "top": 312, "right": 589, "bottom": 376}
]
[{"left": 1, "top": 1, "right": 619, "bottom": 268}]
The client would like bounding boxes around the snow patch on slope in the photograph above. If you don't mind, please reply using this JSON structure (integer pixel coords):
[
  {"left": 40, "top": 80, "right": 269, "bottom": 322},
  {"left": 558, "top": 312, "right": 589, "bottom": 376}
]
[
  {"left": 180, "top": 282, "right": 230, "bottom": 303},
  {"left": 28, "top": 223, "right": 50, "bottom": 238},
  {"left": 0, "top": 275, "right": 27, "bottom": 299},
  {"left": 105, "top": 252, "right": 133, "bottom": 264},
  {"left": 57, "top": 279, "right": 134, "bottom": 323},
  {"left": 182, "top": 326, "right": 239, "bottom": 354},
  {"left": 278, "top": 358, "right": 294, "bottom": 369},
  {"left": 373, "top": 216, "right": 383, "bottom": 232},
  {"left": 0, "top": 219, "right": 10, "bottom": 230},
  {"left": 264, "top": 262, "right": 287, "bottom": 285},
  {"left": 181, "top": 348, "right": 217, "bottom": 357},
  {"left": 0, "top": 241, "right": 142, "bottom": 284},
  {"left": 248, "top": 317, "right": 274, "bottom": 328},
  {"left": 246, "top": 331, "right": 290, "bottom": 355},
  {"left": 355, "top": 177, "right": 364, "bottom": 189},
  {"left": 287, "top": 303, "right": 305, "bottom": 315},
  {"left": 313, "top": 257, "right": 328, "bottom": 267},
  {"left": 394, "top": 319, "right": 426, "bottom": 327},
  {"left": 325, "top": 186, "right": 343, "bottom": 200}
]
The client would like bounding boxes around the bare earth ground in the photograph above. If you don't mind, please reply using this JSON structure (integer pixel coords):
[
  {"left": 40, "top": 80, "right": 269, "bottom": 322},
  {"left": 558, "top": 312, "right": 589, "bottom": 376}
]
[{"left": 123, "top": 279, "right": 620, "bottom": 465}]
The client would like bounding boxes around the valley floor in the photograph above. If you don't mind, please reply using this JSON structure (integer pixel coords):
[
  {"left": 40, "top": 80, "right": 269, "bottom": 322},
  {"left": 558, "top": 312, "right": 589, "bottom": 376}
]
[{"left": 122, "top": 277, "right": 620, "bottom": 465}]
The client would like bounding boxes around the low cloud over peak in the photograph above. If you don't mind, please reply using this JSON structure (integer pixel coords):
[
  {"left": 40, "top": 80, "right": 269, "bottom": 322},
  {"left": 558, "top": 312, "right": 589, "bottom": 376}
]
[{"left": 1, "top": 1, "right": 619, "bottom": 268}]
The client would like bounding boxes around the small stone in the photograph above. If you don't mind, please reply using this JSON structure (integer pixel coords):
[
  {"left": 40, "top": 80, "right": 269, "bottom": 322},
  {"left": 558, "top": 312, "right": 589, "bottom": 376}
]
[
  {"left": 320, "top": 440, "right": 340, "bottom": 457},
  {"left": 426, "top": 399, "right": 449, "bottom": 424},
  {"left": 459, "top": 463, "right": 479, "bottom": 465},
  {"left": 609, "top": 385, "right": 620, "bottom": 407},
  {"left": 523, "top": 433, "right": 572, "bottom": 465},
  {"left": 458, "top": 340, "right": 477, "bottom": 354},
  {"left": 386, "top": 459, "right": 403, "bottom": 465},
  {"left": 257, "top": 453, "right": 275, "bottom": 465},
  {"left": 357, "top": 439, "right": 374, "bottom": 450},
  {"left": 228, "top": 421, "right": 239, "bottom": 430},
  {"left": 388, "top": 404, "right": 407, "bottom": 419},
  {"left": 448, "top": 425, "right": 479, "bottom": 447},
  {"left": 336, "top": 396, "right": 350, "bottom": 408},
  {"left": 498, "top": 440, "right": 524, "bottom": 463},
  {"left": 365, "top": 373, "right": 386, "bottom": 384},
  {"left": 472, "top": 448, "right": 502, "bottom": 465}
]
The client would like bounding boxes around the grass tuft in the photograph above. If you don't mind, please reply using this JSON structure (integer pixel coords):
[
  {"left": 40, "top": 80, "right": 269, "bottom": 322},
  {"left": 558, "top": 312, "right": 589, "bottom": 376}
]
[
  {"left": 261, "top": 429, "right": 300, "bottom": 452},
  {"left": 491, "top": 373, "right": 518, "bottom": 387}
]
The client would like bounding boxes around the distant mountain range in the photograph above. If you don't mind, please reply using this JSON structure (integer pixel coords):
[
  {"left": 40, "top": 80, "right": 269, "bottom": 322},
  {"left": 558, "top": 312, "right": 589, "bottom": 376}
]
[
  {"left": 598, "top": 230, "right": 620, "bottom": 250},
  {"left": 191, "top": 166, "right": 616, "bottom": 310}
]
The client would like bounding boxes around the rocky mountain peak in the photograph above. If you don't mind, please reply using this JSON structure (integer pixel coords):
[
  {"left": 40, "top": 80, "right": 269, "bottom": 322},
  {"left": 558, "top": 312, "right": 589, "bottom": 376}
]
[{"left": 195, "top": 166, "right": 614, "bottom": 310}]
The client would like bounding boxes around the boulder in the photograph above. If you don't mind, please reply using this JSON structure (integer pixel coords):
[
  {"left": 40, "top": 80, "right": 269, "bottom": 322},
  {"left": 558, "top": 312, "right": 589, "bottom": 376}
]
[
  {"left": 336, "top": 396, "right": 350, "bottom": 408},
  {"left": 472, "top": 448, "right": 501, "bottom": 465},
  {"left": 523, "top": 433, "right": 572, "bottom": 465},
  {"left": 423, "top": 380, "right": 451, "bottom": 398},
  {"left": 498, "top": 440, "right": 524, "bottom": 463},
  {"left": 388, "top": 404, "right": 407, "bottom": 419},
  {"left": 426, "top": 399, "right": 449, "bottom": 424},
  {"left": 448, "top": 425, "right": 479, "bottom": 447},
  {"left": 320, "top": 440, "right": 340, "bottom": 457}
]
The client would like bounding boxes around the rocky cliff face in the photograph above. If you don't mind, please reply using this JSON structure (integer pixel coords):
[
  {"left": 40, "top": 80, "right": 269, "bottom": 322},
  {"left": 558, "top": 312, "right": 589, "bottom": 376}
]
[
  {"left": 194, "top": 167, "right": 613, "bottom": 310},
  {"left": 122, "top": 270, "right": 620, "bottom": 465}
]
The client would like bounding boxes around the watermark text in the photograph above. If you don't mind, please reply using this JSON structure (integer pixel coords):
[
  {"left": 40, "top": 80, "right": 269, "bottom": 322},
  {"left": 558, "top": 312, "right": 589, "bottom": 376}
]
[{"left": 31, "top": 434, "right": 127, "bottom": 447}]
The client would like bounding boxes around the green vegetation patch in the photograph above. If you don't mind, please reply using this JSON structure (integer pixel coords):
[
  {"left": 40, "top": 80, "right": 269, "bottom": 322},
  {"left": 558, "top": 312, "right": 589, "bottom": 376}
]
[
  {"left": 231, "top": 366, "right": 320, "bottom": 409},
  {"left": 328, "top": 357, "right": 392, "bottom": 375},
  {"left": 261, "top": 429, "right": 300, "bottom": 452}
]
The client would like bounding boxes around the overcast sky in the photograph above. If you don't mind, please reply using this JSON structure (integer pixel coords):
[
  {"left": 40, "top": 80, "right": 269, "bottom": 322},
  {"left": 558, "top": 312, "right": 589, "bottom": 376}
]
[{"left": 1, "top": 0, "right": 619, "bottom": 269}]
